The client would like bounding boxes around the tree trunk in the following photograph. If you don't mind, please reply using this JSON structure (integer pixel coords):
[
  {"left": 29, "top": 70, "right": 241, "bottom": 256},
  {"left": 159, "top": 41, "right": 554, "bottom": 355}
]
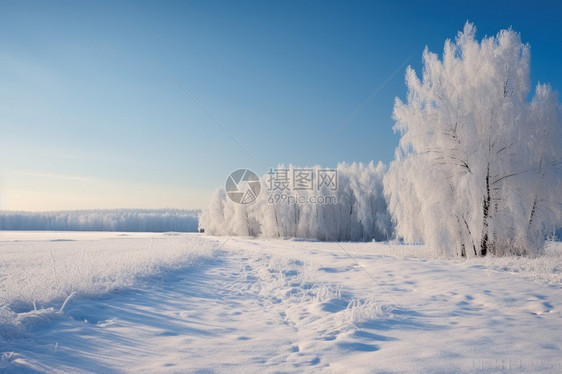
[
  {"left": 480, "top": 165, "right": 491, "bottom": 256},
  {"left": 274, "top": 208, "right": 280, "bottom": 237},
  {"left": 529, "top": 197, "right": 537, "bottom": 226},
  {"left": 462, "top": 215, "right": 477, "bottom": 256},
  {"left": 457, "top": 217, "right": 466, "bottom": 257}
]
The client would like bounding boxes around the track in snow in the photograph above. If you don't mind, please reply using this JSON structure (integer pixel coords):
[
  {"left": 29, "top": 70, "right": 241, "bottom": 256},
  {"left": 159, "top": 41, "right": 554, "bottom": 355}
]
[{"left": 1, "top": 233, "right": 561, "bottom": 373}]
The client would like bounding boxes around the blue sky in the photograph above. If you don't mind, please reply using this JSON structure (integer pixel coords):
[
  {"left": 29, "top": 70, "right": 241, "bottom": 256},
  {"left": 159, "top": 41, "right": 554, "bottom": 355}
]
[{"left": 1, "top": 0, "right": 561, "bottom": 210}]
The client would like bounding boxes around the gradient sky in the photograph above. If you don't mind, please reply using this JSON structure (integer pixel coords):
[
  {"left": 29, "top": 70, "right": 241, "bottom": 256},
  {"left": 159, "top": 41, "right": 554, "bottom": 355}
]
[{"left": 1, "top": 0, "right": 561, "bottom": 211}]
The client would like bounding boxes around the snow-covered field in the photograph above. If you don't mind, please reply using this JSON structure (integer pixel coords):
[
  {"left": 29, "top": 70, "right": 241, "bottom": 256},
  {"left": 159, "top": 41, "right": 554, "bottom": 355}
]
[{"left": 1, "top": 232, "right": 561, "bottom": 373}]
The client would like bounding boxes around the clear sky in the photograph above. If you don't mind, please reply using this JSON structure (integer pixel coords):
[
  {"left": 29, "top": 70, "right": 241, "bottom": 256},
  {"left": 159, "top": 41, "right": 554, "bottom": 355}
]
[{"left": 1, "top": 0, "right": 561, "bottom": 211}]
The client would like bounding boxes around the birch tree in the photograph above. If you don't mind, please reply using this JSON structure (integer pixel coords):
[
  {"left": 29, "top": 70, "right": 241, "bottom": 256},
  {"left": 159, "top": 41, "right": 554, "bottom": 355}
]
[{"left": 384, "top": 23, "right": 562, "bottom": 257}]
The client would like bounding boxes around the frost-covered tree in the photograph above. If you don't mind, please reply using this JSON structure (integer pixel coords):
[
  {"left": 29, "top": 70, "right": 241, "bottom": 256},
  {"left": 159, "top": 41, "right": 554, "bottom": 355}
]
[
  {"left": 199, "top": 162, "right": 392, "bottom": 241},
  {"left": 384, "top": 23, "right": 562, "bottom": 257}
]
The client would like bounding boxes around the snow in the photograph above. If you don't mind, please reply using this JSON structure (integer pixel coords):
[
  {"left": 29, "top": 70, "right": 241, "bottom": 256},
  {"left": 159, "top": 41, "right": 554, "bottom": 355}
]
[
  {"left": 0, "top": 209, "right": 200, "bottom": 232},
  {"left": 1, "top": 232, "right": 561, "bottom": 372}
]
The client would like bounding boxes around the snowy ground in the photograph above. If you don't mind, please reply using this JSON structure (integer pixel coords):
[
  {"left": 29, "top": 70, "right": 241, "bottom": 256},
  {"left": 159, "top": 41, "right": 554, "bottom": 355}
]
[{"left": 1, "top": 232, "right": 561, "bottom": 373}]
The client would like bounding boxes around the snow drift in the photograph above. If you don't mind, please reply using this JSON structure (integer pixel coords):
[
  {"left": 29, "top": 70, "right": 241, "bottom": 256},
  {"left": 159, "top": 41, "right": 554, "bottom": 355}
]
[
  {"left": 0, "top": 232, "right": 216, "bottom": 341},
  {"left": 0, "top": 209, "right": 199, "bottom": 232}
]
